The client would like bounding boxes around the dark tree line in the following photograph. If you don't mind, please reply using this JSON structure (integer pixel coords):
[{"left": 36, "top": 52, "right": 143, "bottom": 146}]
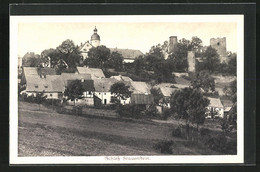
[{"left": 84, "top": 46, "right": 124, "bottom": 71}]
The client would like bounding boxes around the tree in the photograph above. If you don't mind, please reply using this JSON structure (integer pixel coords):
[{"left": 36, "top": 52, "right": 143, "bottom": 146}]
[
  {"left": 34, "top": 92, "right": 47, "bottom": 110},
  {"left": 201, "top": 46, "right": 220, "bottom": 73},
  {"left": 150, "top": 88, "right": 163, "bottom": 105},
  {"left": 86, "top": 45, "right": 111, "bottom": 68},
  {"left": 64, "top": 80, "right": 84, "bottom": 106},
  {"left": 223, "top": 79, "right": 237, "bottom": 103},
  {"left": 110, "top": 82, "right": 132, "bottom": 101},
  {"left": 227, "top": 53, "right": 237, "bottom": 76},
  {"left": 41, "top": 48, "right": 61, "bottom": 68},
  {"left": 132, "top": 56, "right": 146, "bottom": 75},
  {"left": 83, "top": 56, "right": 100, "bottom": 68},
  {"left": 190, "top": 36, "right": 203, "bottom": 52},
  {"left": 106, "top": 51, "right": 124, "bottom": 71},
  {"left": 170, "top": 88, "right": 210, "bottom": 139},
  {"left": 41, "top": 39, "right": 82, "bottom": 73},
  {"left": 168, "top": 42, "right": 189, "bottom": 72},
  {"left": 144, "top": 54, "right": 164, "bottom": 71},
  {"left": 153, "top": 60, "right": 175, "bottom": 83},
  {"left": 191, "top": 70, "right": 215, "bottom": 93},
  {"left": 22, "top": 52, "right": 42, "bottom": 67},
  {"left": 56, "top": 39, "right": 82, "bottom": 68}
]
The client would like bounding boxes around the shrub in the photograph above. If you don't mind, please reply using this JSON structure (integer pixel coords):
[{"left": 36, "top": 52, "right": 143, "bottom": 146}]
[
  {"left": 43, "top": 99, "right": 62, "bottom": 106},
  {"left": 154, "top": 139, "right": 174, "bottom": 154},
  {"left": 200, "top": 127, "right": 211, "bottom": 136},
  {"left": 172, "top": 126, "right": 182, "bottom": 138},
  {"left": 162, "top": 108, "right": 171, "bottom": 120},
  {"left": 204, "top": 133, "right": 237, "bottom": 154},
  {"left": 116, "top": 104, "right": 144, "bottom": 119}
]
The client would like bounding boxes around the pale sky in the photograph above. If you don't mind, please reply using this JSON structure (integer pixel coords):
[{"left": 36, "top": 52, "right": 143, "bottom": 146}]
[{"left": 18, "top": 22, "right": 237, "bottom": 57}]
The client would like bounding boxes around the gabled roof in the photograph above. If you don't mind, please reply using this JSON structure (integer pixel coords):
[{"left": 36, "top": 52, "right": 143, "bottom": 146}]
[
  {"left": 172, "top": 84, "right": 189, "bottom": 89},
  {"left": 160, "top": 87, "right": 178, "bottom": 97},
  {"left": 93, "top": 78, "right": 118, "bottom": 92},
  {"left": 109, "top": 48, "right": 143, "bottom": 60},
  {"left": 79, "top": 41, "right": 93, "bottom": 52},
  {"left": 131, "top": 94, "right": 154, "bottom": 105},
  {"left": 174, "top": 77, "right": 191, "bottom": 86},
  {"left": 207, "top": 97, "right": 224, "bottom": 108},
  {"left": 61, "top": 73, "right": 92, "bottom": 87},
  {"left": 110, "top": 75, "right": 133, "bottom": 82},
  {"left": 153, "top": 83, "right": 176, "bottom": 89},
  {"left": 221, "top": 99, "right": 233, "bottom": 107},
  {"left": 77, "top": 67, "right": 105, "bottom": 79},
  {"left": 39, "top": 67, "right": 56, "bottom": 75},
  {"left": 26, "top": 75, "right": 64, "bottom": 92},
  {"left": 130, "top": 81, "right": 151, "bottom": 94},
  {"left": 23, "top": 67, "right": 39, "bottom": 76}
]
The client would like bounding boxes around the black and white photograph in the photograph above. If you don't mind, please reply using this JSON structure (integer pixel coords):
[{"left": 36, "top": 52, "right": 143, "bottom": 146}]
[{"left": 10, "top": 15, "right": 244, "bottom": 164}]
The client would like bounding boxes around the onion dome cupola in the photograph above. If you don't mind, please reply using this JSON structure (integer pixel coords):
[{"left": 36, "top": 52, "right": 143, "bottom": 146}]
[{"left": 91, "top": 26, "right": 100, "bottom": 41}]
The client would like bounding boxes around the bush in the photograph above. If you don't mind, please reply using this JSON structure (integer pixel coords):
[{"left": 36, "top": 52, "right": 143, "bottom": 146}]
[
  {"left": 116, "top": 104, "right": 144, "bottom": 119},
  {"left": 172, "top": 126, "right": 182, "bottom": 138},
  {"left": 154, "top": 139, "right": 174, "bottom": 154},
  {"left": 200, "top": 127, "right": 211, "bottom": 136},
  {"left": 204, "top": 133, "right": 236, "bottom": 154},
  {"left": 43, "top": 99, "right": 62, "bottom": 106},
  {"left": 162, "top": 109, "right": 171, "bottom": 120}
]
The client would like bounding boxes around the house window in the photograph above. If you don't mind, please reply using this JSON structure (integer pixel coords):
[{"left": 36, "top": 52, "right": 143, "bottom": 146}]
[
  {"left": 35, "top": 85, "right": 38, "bottom": 88},
  {"left": 104, "top": 93, "right": 106, "bottom": 95},
  {"left": 50, "top": 94, "right": 52, "bottom": 97},
  {"left": 99, "top": 93, "right": 101, "bottom": 95},
  {"left": 44, "top": 85, "right": 48, "bottom": 88},
  {"left": 217, "top": 42, "right": 220, "bottom": 46}
]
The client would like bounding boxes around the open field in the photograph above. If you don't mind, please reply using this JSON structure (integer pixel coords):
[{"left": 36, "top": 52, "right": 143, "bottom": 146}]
[{"left": 18, "top": 101, "right": 221, "bottom": 156}]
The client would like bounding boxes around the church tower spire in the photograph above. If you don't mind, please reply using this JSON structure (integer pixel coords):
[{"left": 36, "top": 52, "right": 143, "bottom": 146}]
[{"left": 91, "top": 26, "right": 100, "bottom": 47}]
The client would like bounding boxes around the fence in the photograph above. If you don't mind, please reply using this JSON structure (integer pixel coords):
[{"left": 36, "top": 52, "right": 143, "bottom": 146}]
[{"left": 57, "top": 105, "right": 119, "bottom": 118}]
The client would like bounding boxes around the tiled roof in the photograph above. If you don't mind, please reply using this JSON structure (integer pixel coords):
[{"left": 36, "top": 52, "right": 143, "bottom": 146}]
[
  {"left": 23, "top": 67, "right": 38, "bottom": 76},
  {"left": 131, "top": 94, "right": 154, "bottom": 105},
  {"left": 160, "top": 87, "right": 178, "bottom": 97},
  {"left": 153, "top": 83, "right": 176, "bottom": 89},
  {"left": 77, "top": 67, "right": 105, "bottom": 79},
  {"left": 110, "top": 75, "right": 133, "bottom": 82},
  {"left": 207, "top": 97, "right": 224, "bottom": 108},
  {"left": 26, "top": 75, "right": 64, "bottom": 92},
  {"left": 221, "top": 99, "right": 233, "bottom": 107},
  {"left": 130, "top": 81, "right": 151, "bottom": 94},
  {"left": 172, "top": 84, "right": 189, "bottom": 89},
  {"left": 109, "top": 48, "right": 143, "bottom": 60},
  {"left": 39, "top": 68, "right": 56, "bottom": 75},
  {"left": 61, "top": 73, "right": 92, "bottom": 87},
  {"left": 93, "top": 78, "right": 118, "bottom": 92},
  {"left": 174, "top": 77, "right": 191, "bottom": 86}
]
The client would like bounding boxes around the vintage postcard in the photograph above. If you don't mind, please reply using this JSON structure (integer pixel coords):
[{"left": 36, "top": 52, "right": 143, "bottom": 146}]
[{"left": 10, "top": 15, "right": 244, "bottom": 164}]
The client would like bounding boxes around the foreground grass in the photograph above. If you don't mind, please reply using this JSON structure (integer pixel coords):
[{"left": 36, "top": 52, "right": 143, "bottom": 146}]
[{"left": 18, "top": 101, "right": 220, "bottom": 156}]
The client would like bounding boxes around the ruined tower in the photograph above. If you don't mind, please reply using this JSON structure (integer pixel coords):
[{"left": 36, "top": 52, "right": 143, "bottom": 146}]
[
  {"left": 168, "top": 36, "right": 178, "bottom": 54},
  {"left": 210, "top": 37, "right": 227, "bottom": 62},
  {"left": 187, "top": 51, "right": 196, "bottom": 72}
]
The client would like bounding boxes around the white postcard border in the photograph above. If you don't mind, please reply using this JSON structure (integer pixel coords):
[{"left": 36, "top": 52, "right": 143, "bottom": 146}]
[{"left": 10, "top": 15, "right": 244, "bottom": 164}]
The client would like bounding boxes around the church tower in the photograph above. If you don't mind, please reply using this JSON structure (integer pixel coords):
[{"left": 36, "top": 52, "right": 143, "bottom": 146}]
[{"left": 90, "top": 26, "right": 100, "bottom": 47}]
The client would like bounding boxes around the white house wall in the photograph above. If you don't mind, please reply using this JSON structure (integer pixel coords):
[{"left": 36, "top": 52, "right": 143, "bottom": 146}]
[
  {"left": 95, "top": 92, "right": 112, "bottom": 105},
  {"left": 25, "top": 92, "right": 61, "bottom": 99}
]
